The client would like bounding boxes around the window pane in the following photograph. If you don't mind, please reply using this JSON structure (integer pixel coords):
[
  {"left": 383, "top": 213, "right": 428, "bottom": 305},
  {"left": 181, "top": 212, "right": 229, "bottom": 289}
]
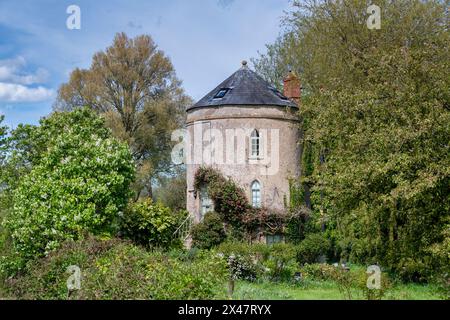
[
  {"left": 250, "top": 130, "right": 260, "bottom": 157},
  {"left": 251, "top": 181, "right": 261, "bottom": 207}
]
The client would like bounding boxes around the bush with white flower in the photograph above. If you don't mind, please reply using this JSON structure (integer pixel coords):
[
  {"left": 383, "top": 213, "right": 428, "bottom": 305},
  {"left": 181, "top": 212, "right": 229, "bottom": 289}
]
[{"left": 3, "top": 108, "right": 135, "bottom": 261}]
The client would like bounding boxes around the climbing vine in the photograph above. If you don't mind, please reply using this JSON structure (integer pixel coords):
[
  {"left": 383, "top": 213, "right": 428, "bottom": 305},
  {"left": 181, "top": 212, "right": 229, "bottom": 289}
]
[{"left": 194, "top": 167, "right": 292, "bottom": 238}]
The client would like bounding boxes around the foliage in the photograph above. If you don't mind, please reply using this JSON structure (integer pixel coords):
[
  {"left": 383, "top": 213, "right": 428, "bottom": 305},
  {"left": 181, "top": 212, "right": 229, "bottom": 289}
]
[
  {"left": 327, "top": 266, "right": 357, "bottom": 300},
  {"left": 0, "top": 115, "right": 9, "bottom": 250},
  {"left": 217, "top": 242, "right": 298, "bottom": 282},
  {"left": 253, "top": 0, "right": 450, "bottom": 280},
  {"left": 194, "top": 167, "right": 249, "bottom": 229},
  {"left": 299, "top": 263, "right": 336, "bottom": 281},
  {"left": 355, "top": 268, "right": 391, "bottom": 300},
  {"left": 233, "top": 278, "right": 439, "bottom": 300},
  {"left": 284, "top": 206, "right": 312, "bottom": 243},
  {"left": 119, "top": 199, "right": 186, "bottom": 249},
  {"left": 191, "top": 212, "right": 226, "bottom": 249},
  {"left": 3, "top": 236, "right": 145, "bottom": 299},
  {"left": 55, "top": 32, "right": 192, "bottom": 198},
  {"left": 2, "top": 236, "right": 227, "bottom": 300},
  {"left": 154, "top": 169, "right": 187, "bottom": 211},
  {"left": 0, "top": 115, "right": 6, "bottom": 168},
  {"left": 299, "top": 263, "right": 391, "bottom": 300},
  {"left": 226, "top": 254, "right": 260, "bottom": 282},
  {"left": 146, "top": 249, "right": 227, "bottom": 299},
  {"left": 217, "top": 242, "right": 268, "bottom": 281},
  {"left": 296, "top": 233, "right": 331, "bottom": 264},
  {"left": 2, "top": 108, "right": 135, "bottom": 264},
  {"left": 194, "top": 167, "right": 289, "bottom": 239},
  {"left": 242, "top": 207, "right": 286, "bottom": 239},
  {"left": 261, "top": 243, "right": 298, "bottom": 282},
  {"left": 433, "top": 273, "right": 450, "bottom": 300}
]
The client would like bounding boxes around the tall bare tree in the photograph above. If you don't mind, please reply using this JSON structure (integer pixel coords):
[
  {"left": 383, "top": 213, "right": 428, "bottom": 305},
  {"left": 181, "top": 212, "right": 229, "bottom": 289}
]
[{"left": 55, "top": 32, "right": 191, "bottom": 199}]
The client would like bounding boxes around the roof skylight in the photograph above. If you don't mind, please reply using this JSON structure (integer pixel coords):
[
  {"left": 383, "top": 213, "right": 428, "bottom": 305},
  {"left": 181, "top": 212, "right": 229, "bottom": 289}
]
[{"left": 213, "top": 88, "right": 230, "bottom": 99}]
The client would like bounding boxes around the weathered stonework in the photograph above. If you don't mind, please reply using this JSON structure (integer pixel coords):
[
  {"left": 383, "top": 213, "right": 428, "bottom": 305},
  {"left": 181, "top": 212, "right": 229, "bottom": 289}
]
[
  {"left": 186, "top": 104, "right": 300, "bottom": 223},
  {"left": 185, "top": 63, "right": 301, "bottom": 227}
]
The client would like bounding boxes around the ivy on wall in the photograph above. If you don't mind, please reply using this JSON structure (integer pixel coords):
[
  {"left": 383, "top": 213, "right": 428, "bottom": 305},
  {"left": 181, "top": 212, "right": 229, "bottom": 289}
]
[{"left": 193, "top": 167, "right": 304, "bottom": 240}]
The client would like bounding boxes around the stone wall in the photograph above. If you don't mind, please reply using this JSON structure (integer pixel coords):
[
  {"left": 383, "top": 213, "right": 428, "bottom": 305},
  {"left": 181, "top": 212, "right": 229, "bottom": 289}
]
[{"left": 185, "top": 104, "right": 300, "bottom": 223}]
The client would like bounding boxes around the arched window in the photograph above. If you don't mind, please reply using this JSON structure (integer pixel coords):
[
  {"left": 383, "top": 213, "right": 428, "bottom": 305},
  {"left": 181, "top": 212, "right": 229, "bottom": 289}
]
[
  {"left": 250, "top": 129, "right": 260, "bottom": 158},
  {"left": 251, "top": 180, "right": 261, "bottom": 208}
]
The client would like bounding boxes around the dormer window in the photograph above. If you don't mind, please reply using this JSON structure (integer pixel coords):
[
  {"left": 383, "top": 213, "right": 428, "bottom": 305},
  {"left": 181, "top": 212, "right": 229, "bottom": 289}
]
[{"left": 213, "top": 88, "right": 230, "bottom": 99}]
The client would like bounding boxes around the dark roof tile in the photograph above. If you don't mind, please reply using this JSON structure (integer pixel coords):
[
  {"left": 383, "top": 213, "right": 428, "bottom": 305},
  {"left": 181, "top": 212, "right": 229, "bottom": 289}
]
[{"left": 187, "top": 66, "right": 297, "bottom": 111}]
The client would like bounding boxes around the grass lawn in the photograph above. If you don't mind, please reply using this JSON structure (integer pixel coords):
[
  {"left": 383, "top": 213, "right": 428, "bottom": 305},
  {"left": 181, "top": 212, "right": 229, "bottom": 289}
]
[{"left": 231, "top": 280, "right": 442, "bottom": 300}]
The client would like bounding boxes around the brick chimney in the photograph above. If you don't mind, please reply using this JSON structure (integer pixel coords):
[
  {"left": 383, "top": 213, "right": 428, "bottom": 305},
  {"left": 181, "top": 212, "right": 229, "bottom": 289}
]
[{"left": 283, "top": 70, "right": 301, "bottom": 105}]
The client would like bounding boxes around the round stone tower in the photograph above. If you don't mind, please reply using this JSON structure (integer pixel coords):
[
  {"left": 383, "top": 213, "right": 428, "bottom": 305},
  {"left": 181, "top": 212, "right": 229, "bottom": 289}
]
[{"left": 185, "top": 61, "right": 300, "bottom": 229}]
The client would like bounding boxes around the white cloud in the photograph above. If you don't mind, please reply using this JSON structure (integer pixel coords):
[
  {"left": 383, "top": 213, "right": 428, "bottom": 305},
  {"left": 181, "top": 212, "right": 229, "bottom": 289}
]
[
  {"left": 0, "top": 56, "right": 49, "bottom": 85},
  {"left": 0, "top": 82, "right": 54, "bottom": 102},
  {"left": 0, "top": 56, "right": 53, "bottom": 102}
]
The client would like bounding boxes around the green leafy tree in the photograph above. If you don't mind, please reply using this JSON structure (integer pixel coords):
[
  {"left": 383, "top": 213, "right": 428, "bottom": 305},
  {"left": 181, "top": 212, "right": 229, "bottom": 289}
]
[
  {"left": 254, "top": 0, "right": 450, "bottom": 280},
  {"left": 2, "top": 108, "right": 135, "bottom": 261},
  {"left": 0, "top": 115, "right": 6, "bottom": 168},
  {"left": 54, "top": 32, "right": 192, "bottom": 199},
  {"left": 153, "top": 168, "right": 187, "bottom": 211},
  {"left": 119, "top": 199, "right": 186, "bottom": 249},
  {"left": 0, "top": 115, "right": 9, "bottom": 244}
]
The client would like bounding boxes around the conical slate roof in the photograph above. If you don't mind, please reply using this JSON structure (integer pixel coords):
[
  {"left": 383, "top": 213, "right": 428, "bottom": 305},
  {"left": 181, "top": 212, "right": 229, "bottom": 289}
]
[{"left": 187, "top": 62, "right": 297, "bottom": 111}]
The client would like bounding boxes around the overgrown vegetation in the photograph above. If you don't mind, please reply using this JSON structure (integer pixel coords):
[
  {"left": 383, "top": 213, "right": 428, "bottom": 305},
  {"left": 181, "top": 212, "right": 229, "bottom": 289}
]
[
  {"left": 119, "top": 199, "right": 187, "bottom": 249},
  {"left": 0, "top": 1, "right": 448, "bottom": 300},
  {"left": 1, "top": 108, "right": 135, "bottom": 272},
  {"left": 2, "top": 236, "right": 227, "bottom": 300},
  {"left": 254, "top": 0, "right": 450, "bottom": 282},
  {"left": 191, "top": 212, "right": 226, "bottom": 249},
  {"left": 193, "top": 166, "right": 292, "bottom": 244}
]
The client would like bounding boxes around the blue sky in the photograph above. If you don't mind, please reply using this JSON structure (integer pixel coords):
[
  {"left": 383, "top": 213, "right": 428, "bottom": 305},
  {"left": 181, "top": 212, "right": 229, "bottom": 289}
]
[{"left": 0, "top": 0, "right": 292, "bottom": 128}]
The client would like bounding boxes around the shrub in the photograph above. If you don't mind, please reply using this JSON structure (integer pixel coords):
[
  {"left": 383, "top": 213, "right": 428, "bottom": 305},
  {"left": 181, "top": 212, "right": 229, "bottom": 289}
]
[
  {"left": 191, "top": 212, "right": 226, "bottom": 249},
  {"left": 299, "top": 263, "right": 336, "bottom": 281},
  {"left": 3, "top": 236, "right": 227, "bottom": 300},
  {"left": 217, "top": 242, "right": 267, "bottom": 281},
  {"left": 2, "top": 108, "right": 135, "bottom": 263},
  {"left": 146, "top": 249, "right": 227, "bottom": 299},
  {"left": 262, "top": 243, "right": 298, "bottom": 281},
  {"left": 296, "top": 233, "right": 331, "bottom": 264},
  {"left": 328, "top": 266, "right": 357, "bottom": 300},
  {"left": 119, "top": 199, "right": 186, "bottom": 249},
  {"left": 434, "top": 273, "right": 450, "bottom": 300},
  {"left": 226, "top": 254, "right": 260, "bottom": 282},
  {"left": 354, "top": 267, "right": 391, "bottom": 300},
  {"left": 217, "top": 242, "right": 299, "bottom": 282}
]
